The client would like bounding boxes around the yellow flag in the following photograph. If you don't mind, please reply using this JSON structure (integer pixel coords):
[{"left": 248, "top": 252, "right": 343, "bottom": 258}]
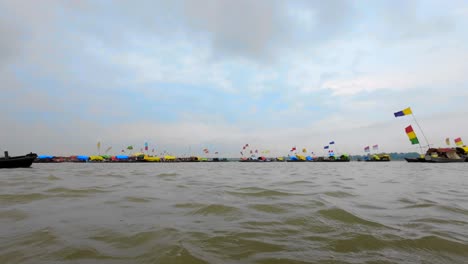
[
  {"left": 402, "top": 107, "right": 412, "bottom": 115},
  {"left": 302, "top": 148, "right": 307, "bottom": 153},
  {"left": 445, "top": 138, "right": 450, "bottom": 145},
  {"left": 97, "top": 141, "right": 101, "bottom": 151}
]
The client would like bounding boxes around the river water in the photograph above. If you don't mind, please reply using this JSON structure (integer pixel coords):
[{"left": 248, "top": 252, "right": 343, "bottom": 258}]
[{"left": 1, "top": 162, "right": 468, "bottom": 263}]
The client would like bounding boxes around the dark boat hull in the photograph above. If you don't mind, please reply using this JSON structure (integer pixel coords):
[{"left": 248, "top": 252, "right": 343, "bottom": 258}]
[
  {"left": 405, "top": 158, "right": 427, "bottom": 163},
  {"left": 314, "top": 159, "right": 350, "bottom": 162},
  {"left": 0, "top": 153, "right": 37, "bottom": 169},
  {"left": 426, "top": 158, "right": 465, "bottom": 163},
  {"left": 365, "top": 160, "right": 390, "bottom": 162}
]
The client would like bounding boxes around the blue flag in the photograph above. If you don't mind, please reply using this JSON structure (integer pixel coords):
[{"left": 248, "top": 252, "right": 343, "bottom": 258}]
[
  {"left": 329, "top": 141, "right": 335, "bottom": 145},
  {"left": 324, "top": 146, "right": 329, "bottom": 149}
]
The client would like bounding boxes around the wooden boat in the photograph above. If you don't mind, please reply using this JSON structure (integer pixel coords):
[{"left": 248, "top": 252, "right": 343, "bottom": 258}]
[
  {"left": 422, "top": 148, "right": 465, "bottom": 163},
  {"left": 315, "top": 155, "right": 350, "bottom": 162},
  {"left": 365, "top": 154, "right": 390, "bottom": 162},
  {"left": 0, "top": 152, "right": 37, "bottom": 169}
]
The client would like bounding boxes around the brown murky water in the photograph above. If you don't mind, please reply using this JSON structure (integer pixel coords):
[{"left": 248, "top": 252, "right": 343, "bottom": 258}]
[{"left": 1, "top": 162, "right": 468, "bottom": 263}]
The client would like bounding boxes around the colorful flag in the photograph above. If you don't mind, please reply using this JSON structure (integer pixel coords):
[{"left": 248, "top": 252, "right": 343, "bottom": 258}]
[
  {"left": 324, "top": 146, "right": 329, "bottom": 149},
  {"left": 454, "top": 137, "right": 464, "bottom": 146},
  {"left": 255, "top": 149, "right": 258, "bottom": 153},
  {"left": 329, "top": 141, "right": 335, "bottom": 145},
  {"left": 372, "top": 144, "right": 378, "bottom": 150},
  {"left": 302, "top": 148, "right": 307, "bottom": 153},
  {"left": 446, "top": 138, "right": 450, "bottom": 146},
  {"left": 394, "top": 107, "right": 412, "bottom": 117},
  {"left": 144, "top": 142, "right": 148, "bottom": 151},
  {"left": 405, "top": 125, "right": 419, "bottom": 145},
  {"left": 364, "top": 146, "right": 370, "bottom": 152},
  {"left": 127, "top": 145, "right": 133, "bottom": 150},
  {"left": 290, "top": 147, "right": 296, "bottom": 152}
]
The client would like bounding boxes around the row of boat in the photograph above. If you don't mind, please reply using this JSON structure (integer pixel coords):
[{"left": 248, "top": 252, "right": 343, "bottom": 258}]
[{"left": 2, "top": 147, "right": 468, "bottom": 168}]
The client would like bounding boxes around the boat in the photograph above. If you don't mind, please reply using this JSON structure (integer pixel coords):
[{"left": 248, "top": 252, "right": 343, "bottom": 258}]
[
  {"left": 424, "top": 148, "right": 465, "bottom": 163},
  {"left": 0, "top": 152, "right": 38, "bottom": 168},
  {"left": 315, "top": 154, "right": 350, "bottom": 162},
  {"left": 365, "top": 154, "right": 391, "bottom": 162}
]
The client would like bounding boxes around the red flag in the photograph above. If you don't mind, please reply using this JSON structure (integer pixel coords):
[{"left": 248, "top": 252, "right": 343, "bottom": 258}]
[
  {"left": 290, "top": 147, "right": 296, "bottom": 152},
  {"left": 145, "top": 146, "right": 148, "bottom": 151}
]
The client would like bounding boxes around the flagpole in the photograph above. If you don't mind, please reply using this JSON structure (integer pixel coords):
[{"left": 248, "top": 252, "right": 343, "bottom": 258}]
[{"left": 411, "top": 113, "right": 430, "bottom": 149}]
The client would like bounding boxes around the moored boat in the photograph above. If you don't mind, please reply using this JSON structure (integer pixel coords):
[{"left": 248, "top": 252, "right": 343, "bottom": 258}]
[
  {"left": 424, "top": 148, "right": 465, "bottom": 163},
  {"left": 365, "top": 154, "right": 391, "bottom": 162},
  {"left": 0, "top": 152, "right": 38, "bottom": 169}
]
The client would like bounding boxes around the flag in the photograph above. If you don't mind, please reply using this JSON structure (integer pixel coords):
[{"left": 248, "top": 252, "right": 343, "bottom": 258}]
[
  {"left": 364, "top": 146, "right": 370, "bottom": 152},
  {"left": 324, "top": 146, "right": 329, "bottom": 149},
  {"left": 127, "top": 145, "right": 133, "bottom": 150},
  {"left": 302, "top": 148, "right": 307, "bottom": 153},
  {"left": 243, "top": 146, "right": 246, "bottom": 150},
  {"left": 215, "top": 152, "right": 219, "bottom": 154},
  {"left": 405, "top": 125, "right": 419, "bottom": 145},
  {"left": 329, "top": 141, "right": 335, "bottom": 145},
  {"left": 454, "top": 137, "right": 464, "bottom": 146},
  {"left": 152, "top": 148, "right": 155, "bottom": 153},
  {"left": 105, "top": 146, "right": 112, "bottom": 153},
  {"left": 372, "top": 144, "right": 378, "bottom": 150},
  {"left": 290, "top": 147, "right": 296, "bottom": 152},
  {"left": 445, "top": 138, "right": 450, "bottom": 146},
  {"left": 250, "top": 150, "right": 253, "bottom": 154},
  {"left": 144, "top": 142, "right": 148, "bottom": 151},
  {"left": 121, "top": 149, "right": 125, "bottom": 153},
  {"left": 240, "top": 151, "right": 243, "bottom": 155},
  {"left": 97, "top": 141, "right": 101, "bottom": 152},
  {"left": 245, "top": 144, "right": 249, "bottom": 147},
  {"left": 394, "top": 107, "right": 412, "bottom": 117},
  {"left": 255, "top": 149, "right": 258, "bottom": 153}
]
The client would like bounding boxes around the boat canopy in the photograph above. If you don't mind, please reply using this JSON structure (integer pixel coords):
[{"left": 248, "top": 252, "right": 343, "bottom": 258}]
[
  {"left": 77, "top": 155, "right": 89, "bottom": 161},
  {"left": 38, "top": 155, "right": 54, "bottom": 159},
  {"left": 144, "top": 155, "right": 160, "bottom": 162},
  {"left": 115, "top": 155, "right": 129, "bottom": 160},
  {"left": 90, "top": 155, "right": 104, "bottom": 161}
]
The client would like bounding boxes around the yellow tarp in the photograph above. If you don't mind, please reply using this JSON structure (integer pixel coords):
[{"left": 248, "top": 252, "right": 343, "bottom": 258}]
[
  {"left": 296, "top": 155, "right": 306, "bottom": 161},
  {"left": 164, "top": 155, "right": 176, "bottom": 160},
  {"left": 90, "top": 155, "right": 104, "bottom": 161},
  {"left": 144, "top": 155, "right": 160, "bottom": 162}
]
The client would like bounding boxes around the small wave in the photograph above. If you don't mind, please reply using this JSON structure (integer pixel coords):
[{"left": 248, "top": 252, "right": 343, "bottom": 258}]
[
  {"left": 45, "top": 187, "right": 109, "bottom": 197},
  {"left": 318, "top": 208, "right": 385, "bottom": 227},
  {"left": 0, "top": 193, "right": 50, "bottom": 205},
  {"left": 403, "top": 203, "right": 435, "bottom": 209},
  {"left": 413, "top": 218, "right": 468, "bottom": 225},
  {"left": 156, "top": 173, "right": 178, "bottom": 177},
  {"left": 189, "top": 204, "right": 240, "bottom": 216},
  {"left": 227, "top": 187, "right": 294, "bottom": 197},
  {"left": 52, "top": 246, "right": 119, "bottom": 261},
  {"left": 174, "top": 203, "right": 205, "bottom": 209},
  {"left": 47, "top": 175, "right": 61, "bottom": 180},
  {"left": 0, "top": 209, "right": 29, "bottom": 221},
  {"left": 248, "top": 204, "right": 288, "bottom": 214},
  {"left": 91, "top": 228, "right": 179, "bottom": 249},
  {"left": 124, "top": 196, "right": 154, "bottom": 203},
  {"left": 323, "top": 191, "right": 356, "bottom": 198},
  {"left": 330, "top": 234, "right": 468, "bottom": 256},
  {"left": 201, "top": 235, "right": 285, "bottom": 259}
]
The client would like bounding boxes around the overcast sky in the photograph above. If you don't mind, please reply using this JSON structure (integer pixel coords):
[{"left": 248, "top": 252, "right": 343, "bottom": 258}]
[{"left": 1, "top": 0, "right": 467, "bottom": 156}]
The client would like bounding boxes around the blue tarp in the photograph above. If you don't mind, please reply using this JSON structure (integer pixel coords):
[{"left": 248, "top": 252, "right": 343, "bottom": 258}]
[
  {"left": 116, "top": 155, "right": 129, "bottom": 160},
  {"left": 306, "top": 156, "right": 313, "bottom": 161},
  {"left": 38, "top": 155, "right": 54, "bottom": 159},
  {"left": 289, "top": 156, "right": 298, "bottom": 161},
  {"left": 77, "top": 155, "right": 89, "bottom": 161}
]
